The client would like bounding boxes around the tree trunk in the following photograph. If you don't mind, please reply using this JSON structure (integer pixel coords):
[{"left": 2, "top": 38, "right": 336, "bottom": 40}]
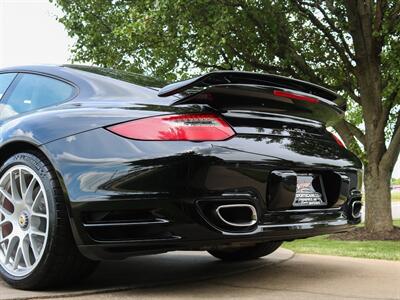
[{"left": 364, "top": 164, "right": 393, "bottom": 233}]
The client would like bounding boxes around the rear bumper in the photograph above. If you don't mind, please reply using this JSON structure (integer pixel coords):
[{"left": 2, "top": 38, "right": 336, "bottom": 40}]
[
  {"left": 78, "top": 219, "right": 353, "bottom": 260},
  {"left": 77, "top": 205, "right": 357, "bottom": 260},
  {"left": 42, "top": 128, "right": 363, "bottom": 260}
]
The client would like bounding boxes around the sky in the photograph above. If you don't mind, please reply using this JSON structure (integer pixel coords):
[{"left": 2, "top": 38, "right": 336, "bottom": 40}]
[
  {"left": 0, "top": 0, "right": 72, "bottom": 67},
  {"left": 0, "top": 0, "right": 399, "bottom": 178}
]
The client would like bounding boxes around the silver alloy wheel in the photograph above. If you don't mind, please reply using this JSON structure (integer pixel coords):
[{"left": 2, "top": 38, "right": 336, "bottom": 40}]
[{"left": 0, "top": 165, "right": 49, "bottom": 277}]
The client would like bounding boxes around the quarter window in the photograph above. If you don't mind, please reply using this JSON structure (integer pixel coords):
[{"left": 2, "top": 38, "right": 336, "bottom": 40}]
[
  {"left": 0, "top": 73, "right": 17, "bottom": 99},
  {"left": 0, "top": 73, "right": 75, "bottom": 120}
]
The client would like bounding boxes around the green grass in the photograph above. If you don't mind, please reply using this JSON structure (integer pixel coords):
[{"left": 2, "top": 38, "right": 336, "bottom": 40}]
[
  {"left": 392, "top": 191, "right": 400, "bottom": 202},
  {"left": 284, "top": 220, "right": 400, "bottom": 261},
  {"left": 361, "top": 192, "right": 400, "bottom": 202}
]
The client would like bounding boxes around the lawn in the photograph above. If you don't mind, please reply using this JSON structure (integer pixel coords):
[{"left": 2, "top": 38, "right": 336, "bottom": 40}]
[
  {"left": 284, "top": 220, "right": 400, "bottom": 261},
  {"left": 361, "top": 192, "right": 400, "bottom": 202},
  {"left": 392, "top": 191, "right": 400, "bottom": 202}
]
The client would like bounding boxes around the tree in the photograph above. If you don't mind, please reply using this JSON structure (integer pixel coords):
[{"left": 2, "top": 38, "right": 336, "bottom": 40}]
[{"left": 52, "top": 0, "right": 400, "bottom": 237}]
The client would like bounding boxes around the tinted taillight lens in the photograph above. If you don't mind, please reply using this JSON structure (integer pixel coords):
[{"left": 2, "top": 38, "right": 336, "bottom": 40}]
[
  {"left": 331, "top": 133, "right": 345, "bottom": 148},
  {"left": 273, "top": 90, "right": 319, "bottom": 104},
  {"left": 107, "top": 113, "right": 235, "bottom": 141}
]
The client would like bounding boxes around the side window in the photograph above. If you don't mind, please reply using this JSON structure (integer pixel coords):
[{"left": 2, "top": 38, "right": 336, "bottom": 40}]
[
  {"left": 0, "top": 73, "right": 75, "bottom": 120},
  {"left": 0, "top": 73, "right": 17, "bottom": 99}
]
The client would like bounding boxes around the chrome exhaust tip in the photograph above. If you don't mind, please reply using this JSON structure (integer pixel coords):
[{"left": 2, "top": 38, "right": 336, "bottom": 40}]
[
  {"left": 215, "top": 204, "right": 258, "bottom": 227},
  {"left": 351, "top": 200, "right": 362, "bottom": 219}
]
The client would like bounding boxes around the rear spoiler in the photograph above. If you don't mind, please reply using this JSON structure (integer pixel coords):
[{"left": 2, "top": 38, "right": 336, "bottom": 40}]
[{"left": 158, "top": 71, "right": 345, "bottom": 111}]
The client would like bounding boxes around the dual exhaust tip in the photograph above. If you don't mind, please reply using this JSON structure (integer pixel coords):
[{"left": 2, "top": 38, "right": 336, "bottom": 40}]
[
  {"left": 351, "top": 200, "right": 362, "bottom": 219},
  {"left": 215, "top": 204, "right": 258, "bottom": 227},
  {"left": 213, "top": 199, "right": 362, "bottom": 229}
]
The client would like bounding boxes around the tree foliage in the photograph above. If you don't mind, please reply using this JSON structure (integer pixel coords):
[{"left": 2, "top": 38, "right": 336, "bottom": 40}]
[{"left": 53, "top": 0, "right": 400, "bottom": 234}]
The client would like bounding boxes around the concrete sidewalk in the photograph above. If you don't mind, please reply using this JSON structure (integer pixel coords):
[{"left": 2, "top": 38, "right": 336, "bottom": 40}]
[
  {"left": 58, "top": 254, "right": 400, "bottom": 300},
  {"left": 392, "top": 203, "right": 400, "bottom": 219},
  {"left": 1, "top": 248, "right": 399, "bottom": 300},
  {"left": 0, "top": 249, "right": 293, "bottom": 300}
]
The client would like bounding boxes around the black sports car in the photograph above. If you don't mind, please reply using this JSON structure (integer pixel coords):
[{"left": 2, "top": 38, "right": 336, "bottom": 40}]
[{"left": 0, "top": 65, "right": 362, "bottom": 289}]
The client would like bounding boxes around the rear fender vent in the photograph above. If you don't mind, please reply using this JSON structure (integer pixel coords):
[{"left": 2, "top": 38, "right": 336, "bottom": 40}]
[
  {"left": 82, "top": 210, "right": 162, "bottom": 225},
  {"left": 81, "top": 209, "right": 175, "bottom": 242}
]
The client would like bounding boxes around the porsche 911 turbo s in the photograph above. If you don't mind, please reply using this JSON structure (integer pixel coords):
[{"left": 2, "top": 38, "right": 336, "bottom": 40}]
[{"left": 0, "top": 65, "right": 362, "bottom": 289}]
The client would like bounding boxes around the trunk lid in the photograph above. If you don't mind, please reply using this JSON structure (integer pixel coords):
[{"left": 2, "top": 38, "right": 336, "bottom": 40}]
[{"left": 159, "top": 72, "right": 343, "bottom": 141}]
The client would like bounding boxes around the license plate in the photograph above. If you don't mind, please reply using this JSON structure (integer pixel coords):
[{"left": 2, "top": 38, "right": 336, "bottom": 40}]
[{"left": 293, "top": 174, "right": 327, "bottom": 207}]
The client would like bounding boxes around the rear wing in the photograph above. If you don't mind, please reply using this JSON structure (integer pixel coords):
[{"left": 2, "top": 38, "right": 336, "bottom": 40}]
[{"left": 158, "top": 71, "right": 345, "bottom": 111}]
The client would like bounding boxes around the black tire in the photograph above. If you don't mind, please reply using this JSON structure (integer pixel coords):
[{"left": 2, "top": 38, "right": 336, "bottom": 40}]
[
  {"left": 208, "top": 241, "right": 283, "bottom": 261},
  {"left": 0, "top": 151, "right": 98, "bottom": 290}
]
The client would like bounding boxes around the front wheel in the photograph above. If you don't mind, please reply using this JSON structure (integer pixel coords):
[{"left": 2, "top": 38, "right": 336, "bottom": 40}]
[
  {"left": 0, "top": 152, "right": 97, "bottom": 290},
  {"left": 208, "top": 241, "right": 283, "bottom": 261}
]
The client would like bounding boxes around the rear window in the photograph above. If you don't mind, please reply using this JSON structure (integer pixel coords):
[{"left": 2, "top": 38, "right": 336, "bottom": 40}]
[
  {"left": 65, "top": 65, "right": 167, "bottom": 88},
  {"left": 0, "top": 73, "right": 75, "bottom": 120}
]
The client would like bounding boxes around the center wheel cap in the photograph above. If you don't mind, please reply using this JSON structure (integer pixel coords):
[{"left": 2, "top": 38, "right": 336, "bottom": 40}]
[{"left": 18, "top": 211, "right": 29, "bottom": 229}]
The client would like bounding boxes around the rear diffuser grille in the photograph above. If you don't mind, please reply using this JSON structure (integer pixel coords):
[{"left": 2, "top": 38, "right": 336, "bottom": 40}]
[{"left": 81, "top": 209, "right": 175, "bottom": 242}]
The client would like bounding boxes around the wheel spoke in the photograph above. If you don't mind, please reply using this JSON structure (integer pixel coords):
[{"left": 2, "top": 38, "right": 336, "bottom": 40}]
[
  {"left": 0, "top": 206, "right": 10, "bottom": 220},
  {"left": 0, "top": 219, "right": 7, "bottom": 226},
  {"left": 13, "top": 247, "right": 22, "bottom": 270},
  {"left": 0, "top": 187, "right": 12, "bottom": 202},
  {"left": 19, "top": 169, "right": 27, "bottom": 198},
  {"left": 21, "top": 239, "right": 31, "bottom": 267},
  {"left": 29, "top": 234, "right": 39, "bottom": 260},
  {"left": 24, "top": 177, "right": 37, "bottom": 205},
  {"left": 0, "top": 236, "right": 9, "bottom": 246},
  {"left": 31, "top": 230, "right": 46, "bottom": 237},
  {"left": 31, "top": 190, "right": 43, "bottom": 212},
  {"left": 31, "top": 212, "right": 47, "bottom": 219},
  {"left": 10, "top": 171, "right": 21, "bottom": 201},
  {"left": 5, "top": 236, "right": 18, "bottom": 264}
]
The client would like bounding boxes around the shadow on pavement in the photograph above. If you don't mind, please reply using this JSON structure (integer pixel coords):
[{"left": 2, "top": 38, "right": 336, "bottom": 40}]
[
  {"left": 0, "top": 249, "right": 293, "bottom": 300},
  {"left": 2, "top": 249, "right": 398, "bottom": 300}
]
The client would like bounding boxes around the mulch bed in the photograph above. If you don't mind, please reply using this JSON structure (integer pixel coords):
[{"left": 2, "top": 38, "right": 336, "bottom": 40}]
[{"left": 328, "top": 226, "right": 400, "bottom": 241}]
